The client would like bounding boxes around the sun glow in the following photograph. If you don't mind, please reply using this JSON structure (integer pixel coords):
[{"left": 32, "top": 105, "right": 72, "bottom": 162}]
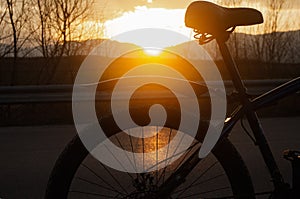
[
  {"left": 143, "top": 48, "right": 163, "bottom": 56},
  {"left": 104, "top": 6, "right": 192, "bottom": 52}
]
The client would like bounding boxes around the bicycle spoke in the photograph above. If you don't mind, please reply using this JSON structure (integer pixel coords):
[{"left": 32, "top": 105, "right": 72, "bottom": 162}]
[
  {"left": 103, "top": 143, "right": 135, "bottom": 182},
  {"left": 156, "top": 126, "right": 159, "bottom": 184},
  {"left": 142, "top": 127, "right": 145, "bottom": 172},
  {"left": 173, "top": 141, "right": 200, "bottom": 172},
  {"left": 145, "top": 141, "right": 199, "bottom": 172},
  {"left": 176, "top": 160, "right": 219, "bottom": 197},
  {"left": 159, "top": 128, "right": 173, "bottom": 184},
  {"left": 98, "top": 158, "right": 129, "bottom": 194},
  {"left": 179, "top": 186, "right": 230, "bottom": 198},
  {"left": 191, "top": 173, "right": 225, "bottom": 188},
  {"left": 115, "top": 133, "right": 137, "bottom": 174},
  {"left": 80, "top": 163, "right": 122, "bottom": 195},
  {"left": 201, "top": 195, "right": 235, "bottom": 199},
  {"left": 204, "top": 190, "right": 275, "bottom": 199},
  {"left": 75, "top": 176, "right": 127, "bottom": 196},
  {"left": 62, "top": 127, "right": 244, "bottom": 199},
  {"left": 69, "top": 190, "right": 116, "bottom": 198},
  {"left": 127, "top": 129, "right": 138, "bottom": 178},
  {"left": 157, "top": 131, "right": 186, "bottom": 182},
  {"left": 173, "top": 173, "right": 224, "bottom": 194},
  {"left": 156, "top": 141, "right": 200, "bottom": 185}
]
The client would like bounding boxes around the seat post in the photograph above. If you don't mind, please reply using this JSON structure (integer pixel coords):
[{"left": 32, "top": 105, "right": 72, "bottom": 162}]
[{"left": 216, "top": 38, "right": 248, "bottom": 100}]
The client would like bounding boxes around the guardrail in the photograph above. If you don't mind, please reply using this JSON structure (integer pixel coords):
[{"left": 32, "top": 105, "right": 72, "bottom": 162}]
[{"left": 0, "top": 79, "right": 297, "bottom": 105}]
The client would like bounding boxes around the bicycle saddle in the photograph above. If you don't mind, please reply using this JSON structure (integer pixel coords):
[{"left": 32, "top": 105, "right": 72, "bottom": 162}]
[{"left": 185, "top": 1, "right": 263, "bottom": 35}]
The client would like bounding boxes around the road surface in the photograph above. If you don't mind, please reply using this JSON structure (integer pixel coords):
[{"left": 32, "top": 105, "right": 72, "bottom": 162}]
[{"left": 0, "top": 117, "right": 299, "bottom": 198}]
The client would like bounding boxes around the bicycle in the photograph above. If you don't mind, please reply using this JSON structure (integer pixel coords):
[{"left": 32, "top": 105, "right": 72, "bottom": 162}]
[{"left": 45, "top": 1, "right": 300, "bottom": 198}]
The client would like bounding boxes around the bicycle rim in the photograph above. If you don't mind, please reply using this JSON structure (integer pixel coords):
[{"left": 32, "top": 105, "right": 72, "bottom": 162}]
[{"left": 46, "top": 126, "right": 254, "bottom": 199}]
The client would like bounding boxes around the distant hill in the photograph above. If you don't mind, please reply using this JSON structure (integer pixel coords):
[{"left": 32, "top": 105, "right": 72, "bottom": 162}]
[
  {"left": 1, "top": 30, "right": 299, "bottom": 63},
  {"left": 168, "top": 30, "right": 300, "bottom": 63}
]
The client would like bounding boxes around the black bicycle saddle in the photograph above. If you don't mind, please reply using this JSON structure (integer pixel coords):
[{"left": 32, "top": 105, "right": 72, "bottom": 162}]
[{"left": 185, "top": 1, "right": 263, "bottom": 35}]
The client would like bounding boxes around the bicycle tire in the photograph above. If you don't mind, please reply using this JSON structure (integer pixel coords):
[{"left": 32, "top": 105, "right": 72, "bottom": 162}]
[{"left": 45, "top": 113, "right": 255, "bottom": 199}]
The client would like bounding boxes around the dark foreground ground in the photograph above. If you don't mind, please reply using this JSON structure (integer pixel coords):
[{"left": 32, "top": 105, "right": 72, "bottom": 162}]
[{"left": 0, "top": 117, "right": 299, "bottom": 199}]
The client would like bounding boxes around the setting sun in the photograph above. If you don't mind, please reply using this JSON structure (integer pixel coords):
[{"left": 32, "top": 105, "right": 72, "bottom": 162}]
[
  {"left": 143, "top": 48, "right": 163, "bottom": 56},
  {"left": 104, "top": 6, "right": 192, "bottom": 48}
]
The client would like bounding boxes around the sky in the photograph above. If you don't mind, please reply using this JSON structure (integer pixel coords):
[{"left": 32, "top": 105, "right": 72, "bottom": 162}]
[
  {"left": 94, "top": 0, "right": 300, "bottom": 18},
  {"left": 87, "top": 0, "right": 300, "bottom": 48}
]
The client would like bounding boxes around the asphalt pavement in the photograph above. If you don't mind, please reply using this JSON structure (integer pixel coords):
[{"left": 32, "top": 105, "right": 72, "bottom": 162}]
[{"left": 0, "top": 117, "right": 299, "bottom": 199}]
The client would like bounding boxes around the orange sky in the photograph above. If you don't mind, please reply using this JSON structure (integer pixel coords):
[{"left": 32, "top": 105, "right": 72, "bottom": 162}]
[
  {"left": 93, "top": 0, "right": 300, "bottom": 20},
  {"left": 83, "top": 0, "right": 300, "bottom": 46}
]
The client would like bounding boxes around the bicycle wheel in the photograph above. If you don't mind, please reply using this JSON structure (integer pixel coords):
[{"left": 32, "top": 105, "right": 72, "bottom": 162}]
[{"left": 45, "top": 115, "right": 254, "bottom": 198}]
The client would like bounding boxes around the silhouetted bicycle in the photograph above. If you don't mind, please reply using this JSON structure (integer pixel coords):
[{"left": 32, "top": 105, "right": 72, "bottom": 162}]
[{"left": 45, "top": 1, "right": 300, "bottom": 198}]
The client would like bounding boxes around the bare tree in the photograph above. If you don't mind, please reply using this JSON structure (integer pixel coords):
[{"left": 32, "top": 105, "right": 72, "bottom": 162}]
[
  {"left": 217, "top": 0, "right": 243, "bottom": 60},
  {"left": 6, "top": 0, "right": 33, "bottom": 58},
  {"left": 5, "top": 0, "right": 35, "bottom": 84},
  {"left": 263, "top": 0, "right": 289, "bottom": 64},
  {"left": 6, "top": 0, "right": 18, "bottom": 58},
  {"left": 53, "top": 0, "right": 91, "bottom": 55},
  {"left": 30, "top": 0, "right": 94, "bottom": 83},
  {"left": 32, "top": 0, "right": 55, "bottom": 58},
  {"left": 246, "top": 0, "right": 292, "bottom": 65},
  {"left": 0, "top": 1, "right": 11, "bottom": 57},
  {"left": 32, "top": 0, "right": 91, "bottom": 58},
  {"left": 44, "top": 0, "right": 93, "bottom": 82}
]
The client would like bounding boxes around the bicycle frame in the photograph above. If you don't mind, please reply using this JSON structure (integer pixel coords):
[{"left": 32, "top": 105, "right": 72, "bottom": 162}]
[
  {"left": 158, "top": 37, "right": 300, "bottom": 197},
  {"left": 218, "top": 39, "right": 300, "bottom": 190}
]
